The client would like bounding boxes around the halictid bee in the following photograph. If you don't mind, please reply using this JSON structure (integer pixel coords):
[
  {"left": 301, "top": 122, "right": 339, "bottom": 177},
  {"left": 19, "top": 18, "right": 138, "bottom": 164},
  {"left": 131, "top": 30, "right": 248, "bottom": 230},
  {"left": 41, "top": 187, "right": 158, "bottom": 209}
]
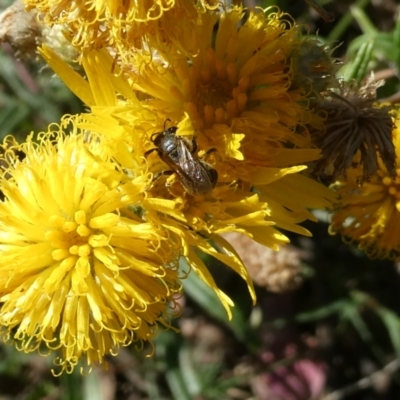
[{"left": 147, "top": 125, "right": 218, "bottom": 195}]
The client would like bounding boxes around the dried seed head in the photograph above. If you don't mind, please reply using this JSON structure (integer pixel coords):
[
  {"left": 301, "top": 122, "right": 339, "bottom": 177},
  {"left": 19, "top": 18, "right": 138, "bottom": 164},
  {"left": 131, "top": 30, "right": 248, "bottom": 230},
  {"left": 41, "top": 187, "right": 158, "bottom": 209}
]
[
  {"left": 0, "top": 0, "right": 40, "bottom": 58},
  {"left": 0, "top": 0, "right": 76, "bottom": 61},
  {"left": 311, "top": 76, "right": 396, "bottom": 184},
  {"left": 223, "top": 233, "right": 304, "bottom": 293}
]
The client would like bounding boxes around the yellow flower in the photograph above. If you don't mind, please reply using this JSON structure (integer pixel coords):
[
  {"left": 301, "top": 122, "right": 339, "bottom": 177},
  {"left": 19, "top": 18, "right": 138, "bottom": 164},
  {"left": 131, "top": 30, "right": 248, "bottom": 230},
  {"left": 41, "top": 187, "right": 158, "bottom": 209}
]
[
  {"left": 38, "top": 7, "right": 335, "bottom": 318},
  {"left": 22, "top": 0, "right": 219, "bottom": 60},
  {"left": 129, "top": 9, "right": 324, "bottom": 151},
  {"left": 329, "top": 109, "right": 400, "bottom": 259},
  {"left": 123, "top": 6, "right": 335, "bottom": 232},
  {"left": 0, "top": 122, "right": 181, "bottom": 374}
]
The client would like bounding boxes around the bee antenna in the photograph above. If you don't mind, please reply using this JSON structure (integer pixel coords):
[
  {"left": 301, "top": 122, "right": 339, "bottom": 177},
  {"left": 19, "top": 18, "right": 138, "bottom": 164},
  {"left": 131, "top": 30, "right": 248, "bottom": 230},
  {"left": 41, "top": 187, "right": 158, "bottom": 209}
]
[{"left": 164, "top": 118, "right": 172, "bottom": 130}]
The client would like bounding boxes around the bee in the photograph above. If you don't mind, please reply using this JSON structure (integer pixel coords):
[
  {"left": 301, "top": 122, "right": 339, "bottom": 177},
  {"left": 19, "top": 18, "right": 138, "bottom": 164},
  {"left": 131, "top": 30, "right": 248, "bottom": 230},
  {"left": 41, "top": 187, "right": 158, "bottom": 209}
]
[{"left": 147, "top": 126, "right": 218, "bottom": 195}]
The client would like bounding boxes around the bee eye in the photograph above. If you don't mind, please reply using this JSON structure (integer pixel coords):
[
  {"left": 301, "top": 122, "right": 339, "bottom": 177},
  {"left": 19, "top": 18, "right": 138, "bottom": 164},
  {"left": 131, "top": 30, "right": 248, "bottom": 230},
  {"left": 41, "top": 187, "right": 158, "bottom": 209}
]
[{"left": 166, "top": 127, "right": 178, "bottom": 135}]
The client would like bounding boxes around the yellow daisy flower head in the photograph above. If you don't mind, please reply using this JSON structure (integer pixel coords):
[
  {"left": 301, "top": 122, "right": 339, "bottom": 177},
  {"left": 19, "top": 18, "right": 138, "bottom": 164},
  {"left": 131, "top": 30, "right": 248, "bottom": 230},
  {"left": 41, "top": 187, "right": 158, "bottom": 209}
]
[
  {"left": 22, "top": 0, "right": 219, "bottom": 58},
  {"left": 0, "top": 120, "right": 181, "bottom": 374},
  {"left": 123, "top": 6, "right": 334, "bottom": 230},
  {"left": 329, "top": 108, "right": 400, "bottom": 260}
]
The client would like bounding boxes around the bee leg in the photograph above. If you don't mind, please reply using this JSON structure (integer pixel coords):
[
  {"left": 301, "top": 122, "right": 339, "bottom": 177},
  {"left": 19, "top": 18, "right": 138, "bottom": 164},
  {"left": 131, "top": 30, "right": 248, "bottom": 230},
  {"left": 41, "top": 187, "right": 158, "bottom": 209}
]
[
  {"left": 204, "top": 147, "right": 217, "bottom": 156},
  {"left": 191, "top": 138, "right": 197, "bottom": 154},
  {"left": 144, "top": 148, "right": 157, "bottom": 158},
  {"left": 202, "top": 148, "right": 217, "bottom": 159},
  {"left": 153, "top": 170, "right": 173, "bottom": 181}
]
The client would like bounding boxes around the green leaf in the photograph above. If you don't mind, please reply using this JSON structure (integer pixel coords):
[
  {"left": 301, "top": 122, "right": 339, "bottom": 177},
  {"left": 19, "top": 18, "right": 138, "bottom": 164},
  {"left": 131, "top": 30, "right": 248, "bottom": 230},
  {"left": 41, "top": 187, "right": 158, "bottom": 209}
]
[
  {"left": 60, "top": 371, "right": 83, "bottom": 400},
  {"left": 182, "top": 260, "right": 241, "bottom": 330},
  {"left": 342, "top": 39, "right": 374, "bottom": 84},
  {"left": 165, "top": 369, "right": 192, "bottom": 400},
  {"left": 327, "top": 0, "right": 371, "bottom": 42},
  {"left": 341, "top": 302, "right": 373, "bottom": 343},
  {"left": 350, "top": 291, "right": 400, "bottom": 359},
  {"left": 295, "top": 299, "right": 349, "bottom": 323},
  {"left": 392, "top": 14, "right": 400, "bottom": 68},
  {"left": 0, "top": 97, "right": 30, "bottom": 137},
  {"left": 181, "top": 258, "right": 260, "bottom": 350},
  {"left": 375, "top": 308, "right": 400, "bottom": 359},
  {"left": 348, "top": 32, "right": 394, "bottom": 61},
  {"left": 350, "top": 6, "right": 378, "bottom": 35},
  {"left": 83, "top": 371, "right": 105, "bottom": 400},
  {"left": 179, "top": 346, "right": 203, "bottom": 396},
  {"left": 155, "top": 331, "right": 192, "bottom": 400}
]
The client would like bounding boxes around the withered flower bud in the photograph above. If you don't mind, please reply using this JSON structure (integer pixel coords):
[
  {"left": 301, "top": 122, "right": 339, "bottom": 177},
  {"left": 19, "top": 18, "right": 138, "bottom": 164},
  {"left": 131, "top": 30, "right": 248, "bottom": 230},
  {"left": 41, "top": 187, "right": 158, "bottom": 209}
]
[
  {"left": 290, "top": 38, "right": 340, "bottom": 95},
  {"left": 311, "top": 76, "right": 396, "bottom": 184}
]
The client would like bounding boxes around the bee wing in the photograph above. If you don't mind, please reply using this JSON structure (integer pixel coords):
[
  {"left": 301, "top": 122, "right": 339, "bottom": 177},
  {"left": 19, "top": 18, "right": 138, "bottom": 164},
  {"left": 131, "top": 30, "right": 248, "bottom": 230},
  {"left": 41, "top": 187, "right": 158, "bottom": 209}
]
[{"left": 176, "top": 139, "right": 214, "bottom": 195}]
